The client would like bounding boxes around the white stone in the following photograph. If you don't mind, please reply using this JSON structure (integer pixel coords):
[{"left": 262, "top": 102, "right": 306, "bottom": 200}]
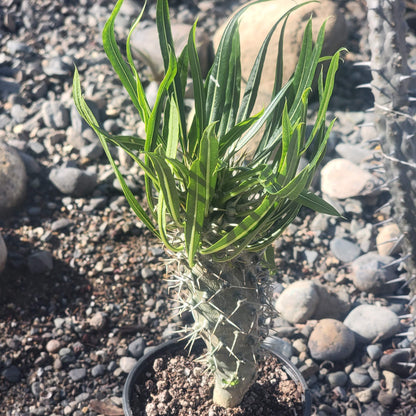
[{"left": 320, "top": 158, "right": 379, "bottom": 199}]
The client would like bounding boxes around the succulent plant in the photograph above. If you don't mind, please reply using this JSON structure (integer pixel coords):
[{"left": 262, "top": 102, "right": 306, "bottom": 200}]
[
  {"left": 73, "top": 0, "right": 343, "bottom": 407},
  {"left": 366, "top": 0, "right": 416, "bottom": 378}
]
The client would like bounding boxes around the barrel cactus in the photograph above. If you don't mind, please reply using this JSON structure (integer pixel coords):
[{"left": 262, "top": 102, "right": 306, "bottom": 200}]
[
  {"left": 366, "top": 0, "right": 416, "bottom": 378},
  {"left": 73, "top": 0, "right": 342, "bottom": 407}
]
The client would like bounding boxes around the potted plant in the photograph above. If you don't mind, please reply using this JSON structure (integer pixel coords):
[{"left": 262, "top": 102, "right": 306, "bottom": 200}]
[{"left": 73, "top": 0, "right": 343, "bottom": 411}]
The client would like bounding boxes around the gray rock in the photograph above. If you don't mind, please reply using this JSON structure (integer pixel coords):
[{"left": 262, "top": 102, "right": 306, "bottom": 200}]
[
  {"left": 42, "top": 101, "right": 69, "bottom": 129},
  {"left": 330, "top": 237, "right": 361, "bottom": 263},
  {"left": 91, "top": 364, "right": 106, "bottom": 377},
  {"left": 0, "top": 231, "right": 7, "bottom": 274},
  {"left": 80, "top": 142, "right": 103, "bottom": 160},
  {"left": 327, "top": 371, "right": 348, "bottom": 388},
  {"left": 0, "top": 77, "right": 20, "bottom": 100},
  {"left": 275, "top": 280, "right": 319, "bottom": 324},
  {"left": 335, "top": 143, "right": 373, "bottom": 164},
  {"left": 42, "top": 56, "right": 71, "bottom": 77},
  {"left": 308, "top": 319, "right": 355, "bottom": 361},
  {"left": 27, "top": 251, "right": 53, "bottom": 274},
  {"left": 350, "top": 370, "right": 371, "bottom": 387},
  {"left": 344, "top": 305, "right": 401, "bottom": 344},
  {"left": 51, "top": 218, "right": 73, "bottom": 232},
  {"left": 119, "top": 356, "right": 137, "bottom": 374},
  {"left": 68, "top": 368, "right": 87, "bottom": 382},
  {"left": 366, "top": 344, "right": 383, "bottom": 360},
  {"left": 350, "top": 252, "right": 397, "bottom": 293},
  {"left": 2, "top": 365, "right": 21, "bottom": 383},
  {"left": 0, "top": 142, "right": 27, "bottom": 217},
  {"left": 128, "top": 337, "right": 146, "bottom": 359},
  {"left": 379, "top": 349, "right": 411, "bottom": 377},
  {"left": 320, "top": 158, "right": 380, "bottom": 199},
  {"left": 49, "top": 167, "right": 97, "bottom": 197}
]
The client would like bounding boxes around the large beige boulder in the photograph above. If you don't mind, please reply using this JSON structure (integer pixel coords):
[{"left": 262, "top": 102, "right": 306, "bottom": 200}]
[{"left": 213, "top": 1, "right": 347, "bottom": 109}]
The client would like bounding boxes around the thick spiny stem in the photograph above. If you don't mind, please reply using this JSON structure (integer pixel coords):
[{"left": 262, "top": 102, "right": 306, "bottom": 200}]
[
  {"left": 367, "top": 0, "right": 416, "bottom": 356},
  {"left": 184, "top": 253, "right": 263, "bottom": 407}
]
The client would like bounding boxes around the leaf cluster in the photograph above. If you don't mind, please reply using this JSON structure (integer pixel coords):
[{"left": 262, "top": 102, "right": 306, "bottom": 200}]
[{"left": 73, "top": 0, "right": 344, "bottom": 267}]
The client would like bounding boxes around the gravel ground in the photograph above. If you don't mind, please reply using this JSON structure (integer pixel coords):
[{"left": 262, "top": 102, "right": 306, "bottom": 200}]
[{"left": 0, "top": 1, "right": 415, "bottom": 415}]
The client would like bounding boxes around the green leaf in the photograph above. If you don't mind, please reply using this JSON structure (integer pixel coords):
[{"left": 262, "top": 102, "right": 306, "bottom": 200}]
[
  {"left": 184, "top": 123, "right": 219, "bottom": 265},
  {"left": 73, "top": 68, "right": 159, "bottom": 237},
  {"left": 146, "top": 153, "right": 183, "bottom": 228},
  {"left": 125, "top": 0, "right": 151, "bottom": 123},
  {"left": 295, "top": 190, "right": 341, "bottom": 216},
  {"left": 188, "top": 20, "right": 206, "bottom": 155},
  {"left": 201, "top": 194, "right": 277, "bottom": 255},
  {"left": 102, "top": 0, "right": 142, "bottom": 114},
  {"left": 185, "top": 160, "right": 206, "bottom": 267},
  {"left": 165, "top": 97, "right": 180, "bottom": 159}
]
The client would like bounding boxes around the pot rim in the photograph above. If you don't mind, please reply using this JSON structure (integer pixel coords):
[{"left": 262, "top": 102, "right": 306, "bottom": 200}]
[{"left": 122, "top": 337, "right": 311, "bottom": 416}]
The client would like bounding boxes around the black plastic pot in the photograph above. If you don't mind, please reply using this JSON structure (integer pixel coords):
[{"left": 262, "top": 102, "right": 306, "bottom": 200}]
[{"left": 123, "top": 337, "right": 311, "bottom": 416}]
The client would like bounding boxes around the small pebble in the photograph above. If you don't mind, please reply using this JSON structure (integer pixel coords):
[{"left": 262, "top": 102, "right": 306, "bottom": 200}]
[
  {"left": 68, "top": 368, "right": 87, "bottom": 382},
  {"left": 119, "top": 357, "right": 137, "bottom": 373}
]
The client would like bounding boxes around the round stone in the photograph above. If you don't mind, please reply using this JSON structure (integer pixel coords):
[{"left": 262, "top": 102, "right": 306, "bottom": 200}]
[
  {"left": 2, "top": 365, "right": 21, "bottom": 383},
  {"left": 350, "top": 252, "right": 397, "bottom": 293},
  {"left": 320, "top": 158, "right": 378, "bottom": 199},
  {"left": 91, "top": 364, "right": 106, "bottom": 377},
  {"left": 27, "top": 250, "right": 53, "bottom": 274},
  {"left": 46, "top": 339, "right": 61, "bottom": 353},
  {"left": 366, "top": 344, "right": 383, "bottom": 360},
  {"left": 376, "top": 223, "right": 401, "bottom": 256},
  {"left": 88, "top": 312, "right": 107, "bottom": 330},
  {"left": 0, "top": 142, "right": 27, "bottom": 217},
  {"left": 350, "top": 370, "right": 371, "bottom": 386},
  {"left": 308, "top": 319, "right": 355, "bottom": 361},
  {"left": 68, "top": 367, "right": 87, "bottom": 382},
  {"left": 119, "top": 357, "right": 137, "bottom": 374},
  {"left": 343, "top": 305, "right": 400, "bottom": 344},
  {"left": 49, "top": 167, "right": 97, "bottom": 197},
  {"left": 128, "top": 337, "right": 146, "bottom": 359},
  {"left": 327, "top": 371, "right": 348, "bottom": 388},
  {"left": 329, "top": 237, "right": 361, "bottom": 263},
  {"left": 275, "top": 280, "right": 319, "bottom": 324}
]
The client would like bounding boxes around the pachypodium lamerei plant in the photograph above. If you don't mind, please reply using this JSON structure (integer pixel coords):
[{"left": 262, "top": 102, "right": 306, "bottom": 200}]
[{"left": 74, "top": 0, "right": 343, "bottom": 408}]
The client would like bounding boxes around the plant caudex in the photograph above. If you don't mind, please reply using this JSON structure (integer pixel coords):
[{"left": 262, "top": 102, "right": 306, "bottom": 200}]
[{"left": 73, "top": 0, "right": 344, "bottom": 408}]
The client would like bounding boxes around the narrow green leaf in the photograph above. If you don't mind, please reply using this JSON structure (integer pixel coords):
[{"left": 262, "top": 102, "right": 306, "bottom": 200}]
[
  {"left": 295, "top": 190, "right": 341, "bottom": 216},
  {"left": 73, "top": 68, "right": 159, "bottom": 237},
  {"left": 146, "top": 153, "right": 183, "bottom": 228},
  {"left": 188, "top": 20, "right": 206, "bottom": 154},
  {"left": 157, "top": 195, "right": 184, "bottom": 252},
  {"left": 185, "top": 160, "right": 206, "bottom": 267},
  {"left": 166, "top": 97, "right": 180, "bottom": 159},
  {"left": 102, "top": 0, "right": 142, "bottom": 114},
  {"left": 125, "top": 0, "right": 151, "bottom": 123},
  {"left": 201, "top": 194, "right": 277, "bottom": 255}
]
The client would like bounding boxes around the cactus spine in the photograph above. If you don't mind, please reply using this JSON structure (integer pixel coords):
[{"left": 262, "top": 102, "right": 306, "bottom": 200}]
[{"left": 367, "top": 0, "right": 416, "bottom": 373}]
